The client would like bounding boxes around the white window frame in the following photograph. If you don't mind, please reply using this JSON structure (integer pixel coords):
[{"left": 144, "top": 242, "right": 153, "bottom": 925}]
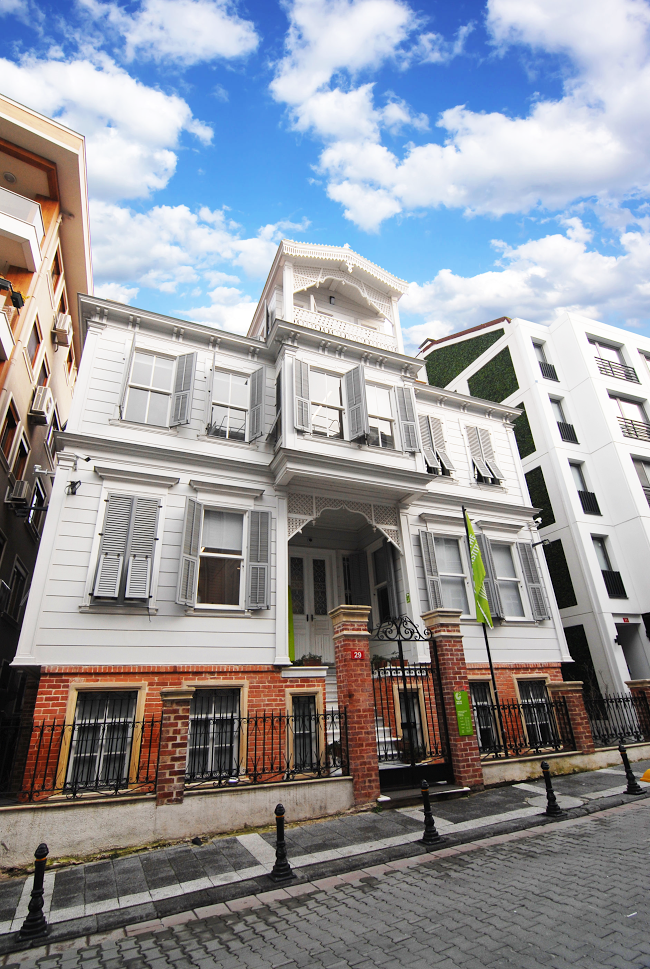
[
  {"left": 123, "top": 349, "right": 176, "bottom": 427},
  {"left": 431, "top": 534, "right": 472, "bottom": 616},
  {"left": 45, "top": 406, "right": 60, "bottom": 463},
  {"left": 310, "top": 369, "right": 345, "bottom": 440},
  {"left": 610, "top": 394, "right": 649, "bottom": 424},
  {"left": 11, "top": 428, "right": 30, "bottom": 480},
  {"left": 366, "top": 382, "right": 397, "bottom": 450},
  {"left": 490, "top": 542, "right": 526, "bottom": 619},
  {"left": 207, "top": 369, "right": 250, "bottom": 442},
  {"left": 195, "top": 506, "right": 248, "bottom": 611}
]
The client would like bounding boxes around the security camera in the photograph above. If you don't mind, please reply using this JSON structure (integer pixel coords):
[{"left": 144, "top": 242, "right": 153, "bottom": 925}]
[{"left": 534, "top": 517, "right": 543, "bottom": 526}]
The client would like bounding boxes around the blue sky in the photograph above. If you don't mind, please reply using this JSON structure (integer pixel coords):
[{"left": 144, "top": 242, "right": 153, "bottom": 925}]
[{"left": 2, "top": 0, "right": 650, "bottom": 351}]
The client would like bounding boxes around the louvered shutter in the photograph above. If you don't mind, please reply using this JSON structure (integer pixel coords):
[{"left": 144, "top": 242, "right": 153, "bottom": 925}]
[
  {"left": 94, "top": 494, "right": 133, "bottom": 597},
  {"left": 517, "top": 543, "right": 550, "bottom": 620},
  {"left": 249, "top": 366, "right": 266, "bottom": 440},
  {"left": 125, "top": 497, "right": 159, "bottom": 599},
  {"left": 419, "top": 415, "right": 441, "bottom": 472},
  {"left": 118, "top": 335, "right": 136, "bottom": 419},
  {"left": 247, "top": 510, "right": 270, "bottom": 609},
  {"left": 294, "top": 359, "right": 311, "bottom": 432},
  {"left": 176, "top": 497, "right": 202, "bottom": 605},
  {"left": 466, "top": 426, "right": 492, "bottom": 478},
  {"left": 396, "top": 386, "right": 418, "bottom": 452},
  {"left": 431, "top": 417, "right": 455, "bottom": 471},
  {"left": 170, "top": 353, "right": 197, "bottom": 426},
  {"left": 478, "top": 428, "right": 504, "bottom": 481},
  {"left": 344, "top": 365, "right": 369, "bottom": 441},
  {"left": 419, "top": 530, "right": 443, "bottom": 610},
  {"left": 475, "top": 534, "right": 503, "bottom": 618}
]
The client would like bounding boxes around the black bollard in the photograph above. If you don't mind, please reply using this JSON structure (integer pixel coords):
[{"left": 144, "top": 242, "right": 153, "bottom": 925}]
[
  {"left": 269, "top": 803, "right": 295, "bottom": 882},
  {"left": 421, "top": 780, "right": 442, "bottom": 847},
  {"left": 17, "top": 843, "right": 49, "bottom": 943},
  {"left": 619, "top": 744, "right": 643, "bottom": 795},
  {"left": 541, "top": 761, "right": 564, "bottom": 818}
]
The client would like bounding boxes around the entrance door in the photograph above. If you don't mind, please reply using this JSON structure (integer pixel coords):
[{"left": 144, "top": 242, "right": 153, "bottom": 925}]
[{"left": 290, "top": 551, "right": 335, "bottom": 663}]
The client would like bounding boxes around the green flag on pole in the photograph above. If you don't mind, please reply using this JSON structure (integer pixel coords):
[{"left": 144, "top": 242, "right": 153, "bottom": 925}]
[{"left": 464, "top": 509, "right": 493, "bottom": 628}]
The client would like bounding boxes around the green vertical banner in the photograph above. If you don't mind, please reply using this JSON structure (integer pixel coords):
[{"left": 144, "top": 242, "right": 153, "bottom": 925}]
[
  {"left": 464, "top": 509, "right": 493, "bottom": 628},
  {"left": 454, "top": 690, "right": 474, "bottom": 736}
]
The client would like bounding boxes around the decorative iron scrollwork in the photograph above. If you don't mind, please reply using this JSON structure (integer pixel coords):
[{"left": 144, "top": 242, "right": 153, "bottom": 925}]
[{"left": 374, "top": 615, "right": 432, "bottom": 643}]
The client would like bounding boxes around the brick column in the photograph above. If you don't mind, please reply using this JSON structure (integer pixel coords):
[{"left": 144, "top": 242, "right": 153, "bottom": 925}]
[
  {"left": 626, "top": 680, "right": 650, "bottom": 739},
  {"left": 547, "top": 681, "right": 595, "bottom": 754},
  {"left": 329, "top": 604, "right": 380, "bottom": 805},
  {"left": 157, "top": 688, "right": 194, "bottom": 806},
  {"left": 422, "top": 608, "right": 484, "bottom": 791}
]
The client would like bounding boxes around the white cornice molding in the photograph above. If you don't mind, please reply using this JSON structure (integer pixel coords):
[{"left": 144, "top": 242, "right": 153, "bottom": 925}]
[
  {"left": 280, "top": 239, "right": 409, "bottom": 293},
  {"left": 189, "top": 478, "right": 265, "bottom": 499},
  {"left": 93, "top": 465, "right": 180, "bottom": 488}
]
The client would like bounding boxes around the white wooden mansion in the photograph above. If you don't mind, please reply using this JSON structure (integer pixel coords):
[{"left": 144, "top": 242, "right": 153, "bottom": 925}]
[{"left": 12, "top": 241, "right": 573, "bottom": 794}]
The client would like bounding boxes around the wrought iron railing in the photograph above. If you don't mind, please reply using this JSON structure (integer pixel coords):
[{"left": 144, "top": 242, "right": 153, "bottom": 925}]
[
  {"left": 372, "top": 664, "right": 447, "bottom": 764},
  {"left": 578, "top": 490, "right": 601, "bottom": 515},
  {"left": 539, "top": 361, "right": 559, "bottom": 381},
  {"left": 472, "top": 697, "right": 575, "bottom": 759},
  {"left": 595, "top": 358, "right": 639, "bottom": 382},
  {"left": 0, "top": 716, "right": 162, "bottom": 802},
  {"left": 185, "top": 709, "right": 349, "bottom": 787},
  {"left": 585, "top": 693, "right": 650, "bottom": 746},
  {"left": 618, "top": 416, "right": 650, "bottom": 441},
  {"left": 557, "top": 421, "right": 579, "bottom": 443},
  {"left": 601, "top": 569, "right": 627, "bottom": 598}
]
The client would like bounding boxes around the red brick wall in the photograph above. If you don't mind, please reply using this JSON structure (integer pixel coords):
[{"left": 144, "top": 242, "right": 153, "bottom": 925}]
[{"left": 466, "top": 662, "right": 563, "bottom": 702}]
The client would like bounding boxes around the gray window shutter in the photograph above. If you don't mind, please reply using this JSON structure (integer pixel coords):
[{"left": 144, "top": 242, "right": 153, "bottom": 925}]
[
  {"left": 125, "top": 497, "right": 159, "bottom": 599},
  {"left": 419, "top": 415, "right": 441, "bottom": 472},
  {"left": 348, "top": 551, "right": 371, "bottom": 605},
  {"left": 396, "top": 386, "right": 418, "bottom": 452},
  {"left": 118, "top": 335, "right": 136, "bottom": 419},
  {"left": 176, "top": 497, "right": 202, "bottom": 606},
  {"left": 345, "top": 364, "right": 369, "bottom": 441},
  {"left": 478, "top": 428, "right": 504, "bottom": 481},
  {"left": 384, "top": 540, "right": 399, "bottom": 617},
  {"left": 466, "top": 425, "right": 492, "bottom": 478},
  {"left": 517, "top": 543, "right": 550, "bottom": 620},
  {"left": 94, "top": 494, "right": 133, "bottom": 597},
  {"left": 170, "top": 352, "right": 197, "bottom": 426},
  {"left": 294, "top": 359, "right": 311, "bottom": 432},
  {"left": 419, "top": 530, "right": 443, "bottom": 610},
  {"left": 431, "top": 417, "right": 455, "bottom": 471},
  {"left": 249, "top": 366, "right": 266, "bottom": 440},
  {"left": 248, "top": 510, "right": 270, "bottom": 609},
  {"left": 475, "top": 534, "right": 503, "bottom": 618}
]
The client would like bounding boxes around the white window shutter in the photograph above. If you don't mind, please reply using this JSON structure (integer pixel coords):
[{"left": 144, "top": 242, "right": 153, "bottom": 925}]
[
  {"left": 176, "top": 497, "right": 202, "bottom": 605},
  {"left": 419, "top": 415, "right": 441, "bottom": 472},
  {"left": 517, "top": 543, "right": 550, "bottom": 620},
  {"left": 430, "top": 417, "right": 455, "bottom": 471},
  {"left": 125, "top": 497, "right": 159, "bottom": 599},
  {"left": 94, "top": 494, "right": 133, "bottom": 597},
  {"left": 419, "top": 530, "right": 443, "bottom": 610},
  {"left": 466, "top": 425, "right": 492, "bottom": 478},
  {"left": 344, "top": 365, "right": 369, "bottom": 441},
  {"left": 247, "top": 510, "right": 270, "bottom": 609},
  {"left": 294, "top": 359, "right": 311, "bottom": 432},
  {"left": 249, "top": 366, "right": 266, "bottom": 440},
  {"left": 118, "top": 335, "right": 136, "bottom": 419},
  {"left": 478, "top": 428, "right": 504, "bottom": 481},
  {"left": 396, "top": 386, "right": 418, "bottom": 452},
  {"left": 170, "top": 353, "right": 197, "bottom": 426},
  {"left": 475, "top": 534, "right": 504, "bottom": 618}
]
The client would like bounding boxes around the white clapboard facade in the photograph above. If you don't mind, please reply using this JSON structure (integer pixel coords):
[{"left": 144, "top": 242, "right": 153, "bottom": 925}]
[{"left": 13, "top": 241, "right": 569, "bottom": 722}]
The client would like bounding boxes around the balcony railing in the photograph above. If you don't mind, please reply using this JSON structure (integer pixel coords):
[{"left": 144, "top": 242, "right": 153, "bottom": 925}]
[
  {"left": 0, "top": 186, "right": 44, "bottom": 272},
  {"left": 595, "top": 358, "right": 639, "bottom": 383},
  {"left": 578, "top": 490, "right": 601, "bottom": 515},
  {"left": 473, "top": 697, "right": 575, "bottom": 759},
  {"left": 618, "top": 416, "right": 650, "bottom": 441},
  {"left": 539, "top": 361, "right": 559, "bottom": 381},
  {"left": 585, "top": 692, "right": 650, "bottom": 746},
  {"left": 602, "top": 569, "right": 627, "bottom": 598},
  {"left": 292, "top": 306, "right": 398, "bottom": 352},
  {"left": 557, "top": 421, "right": 579, "bottom": 443}
]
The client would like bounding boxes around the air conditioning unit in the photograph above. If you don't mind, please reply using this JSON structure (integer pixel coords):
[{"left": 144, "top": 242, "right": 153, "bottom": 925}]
[
  {"left": 30, "top": 385, "right": 54, "bottom": 424},
  {"left": 53, "top": 313, "right": 72, "bottom": 346},
  {"left": 10, "top": 479, "right": 32, "bottom": 505}
]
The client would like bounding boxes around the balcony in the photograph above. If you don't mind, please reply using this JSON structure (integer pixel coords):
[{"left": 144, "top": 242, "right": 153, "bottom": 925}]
[
  {"left": 557, "top": 421, "right": 579, "bottom": 443},
  {"left": 292, "top": 306, "right": 398, "bottom": 352},
  {"left": 618, "top": 416, "right": 650, "bottom": 441},
  {"left": 0, "top": 186, "right": 44, "bottom": 272},
  {"left": 578, "top": 490, "right": 601, "bottom": 515},
  {"left": 539, "top": 361, "right": 559, "bottom": 381},
  {"left": 595, "top": 358, "right": 639, "bottom": 383},
  {"left": 602, "top": 569, "right": 627, "bottom": 599}
]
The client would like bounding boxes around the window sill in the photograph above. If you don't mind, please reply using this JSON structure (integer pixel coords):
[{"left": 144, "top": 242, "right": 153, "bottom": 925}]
[
  {"left": 196, "top": 435, "right": 258, "bottom": 449},
  {"left": 108, "top": 419, "right": 178, "bottom": 435},
  {"left": 185, "top": 607, "right": 254, "bottom": 616},
  {"left": 79, "top": 604, "right": 158, "bottom": 615}
]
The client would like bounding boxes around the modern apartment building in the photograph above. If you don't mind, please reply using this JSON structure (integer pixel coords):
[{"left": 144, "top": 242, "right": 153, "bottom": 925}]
[
  {"left": 420, "top": 313, "right": 650, "bottom": 695},
  {"left": 0, "top": 95, "right": 92, "bottom": 714}
]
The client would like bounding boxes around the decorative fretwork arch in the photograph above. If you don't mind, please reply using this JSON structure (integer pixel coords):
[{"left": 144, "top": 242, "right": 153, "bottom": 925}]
[
  {"left": 287, "top": 492, "right": 401, "bottom": 550},
  {"left": 292, "top": 267, "right": 391, "bottom": 318}
]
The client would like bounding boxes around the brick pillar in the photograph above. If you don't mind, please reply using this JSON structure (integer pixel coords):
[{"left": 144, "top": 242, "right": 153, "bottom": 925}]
[
  {"left": 422, "top": 608, "right": 484, "bottom": 791},
  {"left": 547, "top": 681, "right": 595, "bottom": 754},
  {"left": 157, "top": 688, "right": 194, "bottom": 806},
  {"left": 626, "top": 680, "right": 650, "bottom": 739},
  {"left": 329, "top": 604, "right": 380, "bottom": 805}
]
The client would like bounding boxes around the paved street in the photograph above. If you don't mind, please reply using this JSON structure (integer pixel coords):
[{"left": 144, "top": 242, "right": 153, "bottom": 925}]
[{"left": 3, "top": 799, "right": 649, "bottom": 969}]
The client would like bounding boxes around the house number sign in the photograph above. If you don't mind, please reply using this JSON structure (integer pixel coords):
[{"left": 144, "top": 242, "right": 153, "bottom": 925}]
[
  {"left": 350, "top": 649, "right": 364, "bottom": 660},
  {"left": 454, "top": 690, "right": 474, "bottom": 736}
]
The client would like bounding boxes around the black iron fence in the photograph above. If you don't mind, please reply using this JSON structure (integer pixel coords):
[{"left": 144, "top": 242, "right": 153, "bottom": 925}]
[
  {"left": 473, "top": 696, "right": 575, "bottom": 759},
  {"left": 185, "top": 709, "right": 349, "bottom": 787},
  {"left": 585, "top": 692, "right": 650, "bottom": 747},
  {"left": 372, "top": 664, "right": 447, "bottom": 764}
]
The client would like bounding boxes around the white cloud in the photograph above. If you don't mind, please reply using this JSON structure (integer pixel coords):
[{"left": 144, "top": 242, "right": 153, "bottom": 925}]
[
  {"left": 0, "top": 0, "right": 27, "bottom": 13},
  {"left": 93, "top": 281, "right": 140, "bottom": 303},
  {"left": 400, "top": 217, "right": 650, "bottom": 350},
  {"left": 185, "top": 285, "right": 256, "bottom": 333},
  {"left": 82, "top": 0, "right": 258, "bottom": 65},
  {"left": 0, "top": 54, "right": 211, "bottom": 200}
]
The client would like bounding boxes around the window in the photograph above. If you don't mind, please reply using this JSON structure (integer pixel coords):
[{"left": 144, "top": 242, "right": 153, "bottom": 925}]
[
  {"left": 633, "top": 458, "right": 650, "bottom": 506},
  {"left": 186, "top": 689, "right": 240, "bottom": 781},
  {"left": 0, "top": 401, "right": 19, "bottom": 462},
  {"left": 592, "top": 536, "right": 612, "bottom": 572},
  {"left": 533, "top": 342, "right": 547, "bottom": 364},
  {"left": 590, "top": 339, "right": 622, "bottom": 364},
  {"left": 66, "top": 692, "right": 137, "bottom": 792},
  {"left": 27, "top": 479, "right": 47, "bottom": 534},
  {"left": 4, "top": 560, "right": 28, "bottom": 621},
  {"left": 50, "top": 249, "right": 62, "bottom": 289},
  {"left": 592, "top": 536, "right": 627, "bottom": 598},
  {"left": 518, "top": 681, "right": 555, "bottom": 747},
  {"left": 66, "top": 342, "right": 76, "bottom": 381},
  {"left": 208, "top": 371, "right": 248, "bottom": 441},
  {"left": 45, "top": 410, "right": 60, "bottom": 457},
  {"left": 550, "top": 398, "right": 566, "bottom": 423},
  {"left": 434, "top": 537, "right": 469, "bottom": 613},
  {"left": 570, "top": 462, "right": 601, "bottom": 514},
  {"left": 550, "top": 398, "right": 579, "bottom": 442},
  {"left": 569, "top": 462, "right": 587, "bottom": 492},
  {"left": 292, "top": 694, "right": 318, "bottom": 772},
  {"left": 418, "top": 415, "right": 455, "bottom": 475},
  {"left": 36, "top": 359, "right": 49, "bottom": 387},
  {"left": 310, "top": 371, "right": 343, "bottom": 439},
  {"left": 533, "top": 342, "right": 559, "bottom": 380},
  {"left": 466, "top": 426, "right": 503, "bottom": 483},
  {"left": 491, "top": 544, "right": 525, "bottom": 617},
  {"left": 470, "top": 682, "right": 498, "bottom": 752},
  {"left": 12, "top": 433, "right": 29, "bottom": 480},
  {"left": 197, "top": 510, "right": 244, "bottom": 606},
  {"left": 366, "top": 384, "right": 395, "bottom": 449},
  {"left": 26, "top": 319, "right": 41, "bottom": 368},
  {"left": 124, "top": 351, "right": 175, "bottom": 426},
  {"left": 93, "top": 494, "right": 159, "bottom": 602},
  {"left": 610, "top": 395, "right": 648, "bottom": 423}
]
